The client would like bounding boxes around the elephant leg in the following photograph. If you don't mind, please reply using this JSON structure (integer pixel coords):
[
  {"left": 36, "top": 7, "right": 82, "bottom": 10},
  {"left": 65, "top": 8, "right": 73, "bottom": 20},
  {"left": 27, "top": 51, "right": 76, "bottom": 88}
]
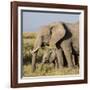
[
  {"left": 72, "top": 53, "right": 79, "bottom": 67},
  {"left": 78, "top": 56, "right": 79, "bottom": 67},
  {"left": 72, "top": 54, "right": 79, "bottom": 67},
  {"left": 61, "top": 40, "right": 74, "bottom": 68},
  {"left": 32, "top": 53, "right": 37, "bottom": 72},
  {"left": 40, "top": 58, "right": 46, "bottom": 71},
  {"left": 72, "top": 54, "right": 75, "bottom": 66},
  {"left": 40, "top": 63, "right": 44, "bottom": 71},
  {"left": 75, "top": 55, "right": 79, "bottom": 67},
  {"left": 54, "top": 59, "right": 58, "bottom": 69},
  {"left": 64, "top": 49, "right": 74, "bottom": 67},
  {"left": 56, "top": 48, "right": 64, "bottom": 68}
]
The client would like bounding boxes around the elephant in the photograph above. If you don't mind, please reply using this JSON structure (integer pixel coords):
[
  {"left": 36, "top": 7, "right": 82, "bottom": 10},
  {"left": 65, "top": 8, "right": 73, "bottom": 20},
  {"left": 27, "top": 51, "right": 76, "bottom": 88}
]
[
  {"left": 40, "top": 47, "right": 58, "bottom": 70},
  {"left": 31, "top": 21, "right": 79, "bottom": 72},
  {"left": 60, "top": 22, "right": 79, "bottom": 67},
  {"left": 71, "top": 43, "right": 79, "bottom": 66}
]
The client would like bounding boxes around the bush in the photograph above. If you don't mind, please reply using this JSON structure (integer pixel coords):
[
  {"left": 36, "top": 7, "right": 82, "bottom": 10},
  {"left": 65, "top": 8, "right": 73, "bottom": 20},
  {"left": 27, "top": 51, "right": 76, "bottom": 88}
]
[{"left": 23, "top": 32, "right": 37, "bottom": 39}]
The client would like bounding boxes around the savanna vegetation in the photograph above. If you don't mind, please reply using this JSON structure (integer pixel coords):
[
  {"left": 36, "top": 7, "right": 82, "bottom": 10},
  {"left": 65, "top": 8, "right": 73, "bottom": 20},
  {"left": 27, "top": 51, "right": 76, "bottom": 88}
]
[{"left": 23, "top": 32, "right": 79, "bottom": 77}]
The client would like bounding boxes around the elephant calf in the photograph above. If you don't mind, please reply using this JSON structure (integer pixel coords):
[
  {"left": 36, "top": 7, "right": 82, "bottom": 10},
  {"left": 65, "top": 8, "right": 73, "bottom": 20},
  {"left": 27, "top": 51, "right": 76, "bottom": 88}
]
[{"left": 40, "top": 47, "right": 58, "bottom": 70}]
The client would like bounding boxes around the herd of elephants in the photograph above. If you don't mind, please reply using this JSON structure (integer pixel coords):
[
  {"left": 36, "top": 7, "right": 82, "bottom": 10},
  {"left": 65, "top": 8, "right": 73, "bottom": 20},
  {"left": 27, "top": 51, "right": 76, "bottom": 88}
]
[{"left": 31, "top": 21, "right": 79, "bottom": 72}]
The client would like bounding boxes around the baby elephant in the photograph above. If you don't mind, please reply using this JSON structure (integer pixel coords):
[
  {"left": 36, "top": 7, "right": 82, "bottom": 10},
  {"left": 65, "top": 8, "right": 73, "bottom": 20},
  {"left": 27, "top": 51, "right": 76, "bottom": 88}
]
[{"left": 40, "top": 47, "right": 58, "bottom": 70}]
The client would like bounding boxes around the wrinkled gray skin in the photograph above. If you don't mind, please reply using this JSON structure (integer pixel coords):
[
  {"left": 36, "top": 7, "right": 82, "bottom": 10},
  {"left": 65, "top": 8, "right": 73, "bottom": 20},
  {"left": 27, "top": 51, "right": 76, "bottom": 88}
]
[
  {"left": 40, "top": 48, "right": 58, "bottom": 70},
  {"left": 31, "top": 22, "right": 79, "bottom": 72}
]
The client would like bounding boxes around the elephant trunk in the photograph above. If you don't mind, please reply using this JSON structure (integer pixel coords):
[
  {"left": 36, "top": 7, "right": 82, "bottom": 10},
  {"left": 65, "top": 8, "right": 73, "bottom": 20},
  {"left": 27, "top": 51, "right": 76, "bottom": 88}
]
[{"left": 32, "top": 53, "right": 37, "bottom": 72}]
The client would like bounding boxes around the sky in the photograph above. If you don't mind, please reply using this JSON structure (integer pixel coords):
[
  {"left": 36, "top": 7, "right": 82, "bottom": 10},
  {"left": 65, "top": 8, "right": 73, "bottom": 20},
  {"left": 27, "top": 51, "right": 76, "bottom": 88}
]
[{"left": 22, "top": 10, "right": 80, "bottom": 32}]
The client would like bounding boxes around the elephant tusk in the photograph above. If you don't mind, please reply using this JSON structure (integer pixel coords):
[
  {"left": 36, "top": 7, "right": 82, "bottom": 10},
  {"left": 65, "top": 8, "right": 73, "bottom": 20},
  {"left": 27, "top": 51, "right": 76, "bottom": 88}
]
[{"left": 30, "top": 47, "right": 39, "bottom": 54}]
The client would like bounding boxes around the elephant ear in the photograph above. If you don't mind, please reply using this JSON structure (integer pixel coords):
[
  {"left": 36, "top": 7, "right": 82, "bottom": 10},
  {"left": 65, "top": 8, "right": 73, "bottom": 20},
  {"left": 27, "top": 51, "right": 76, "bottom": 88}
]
[{"left": 49, "top": 23, "right": 66, "bottom": 46}]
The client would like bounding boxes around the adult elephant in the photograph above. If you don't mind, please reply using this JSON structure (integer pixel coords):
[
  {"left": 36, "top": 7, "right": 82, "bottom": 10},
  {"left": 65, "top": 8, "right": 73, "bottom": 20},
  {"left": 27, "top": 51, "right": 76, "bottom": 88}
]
[{"left": 31, "top": 22, "right": 79, "bottom": 72}]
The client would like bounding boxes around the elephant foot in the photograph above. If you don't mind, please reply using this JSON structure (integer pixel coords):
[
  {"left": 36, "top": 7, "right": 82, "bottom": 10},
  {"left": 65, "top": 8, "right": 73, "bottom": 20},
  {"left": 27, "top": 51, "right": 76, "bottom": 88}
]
[
  {"left": 40, "top": 64, "right": 43, "bottom": 71},
  {"left": 68, "top": 64, "right": 77, "bottom": 69},
  {"left": 68, "top": 64, "right": 74, "bottom": 68},
  {"left": 58, "top": 65, "right": 64, "bottom": 69},
  {"left": 31, "top": 69, "right": 35, "bottom": 72},
  {"left": 74, "top": 65, "right": 79, "bottom": 68},
  {"left": 31, "top": 66, "right": 36, "bottom": 72}
]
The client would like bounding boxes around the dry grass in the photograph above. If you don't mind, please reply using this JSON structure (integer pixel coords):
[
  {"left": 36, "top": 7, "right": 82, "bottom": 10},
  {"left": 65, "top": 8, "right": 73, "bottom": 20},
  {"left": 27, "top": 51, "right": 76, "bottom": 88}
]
[
  {"left": 23, "top": 64, "right": 79, "bottom": 77},
  {"left": 23, "top": 32, "right": 37, "bottom": 39}
]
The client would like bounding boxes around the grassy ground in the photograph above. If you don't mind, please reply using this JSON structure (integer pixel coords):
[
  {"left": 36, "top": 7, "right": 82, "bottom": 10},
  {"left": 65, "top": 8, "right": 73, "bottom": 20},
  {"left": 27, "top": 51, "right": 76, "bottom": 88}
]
[{"left": 23, "top": 64, "right": 79, "bottom": 77}]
